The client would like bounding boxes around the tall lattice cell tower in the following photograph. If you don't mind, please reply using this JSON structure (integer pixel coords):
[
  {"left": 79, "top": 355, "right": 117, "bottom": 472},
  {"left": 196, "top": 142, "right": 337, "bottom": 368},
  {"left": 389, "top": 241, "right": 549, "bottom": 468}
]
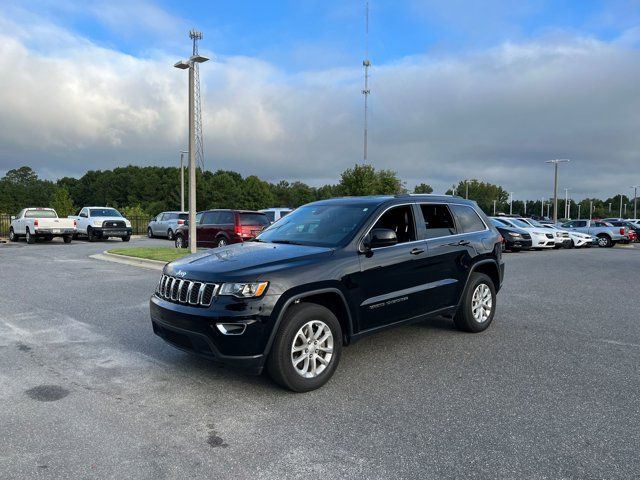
[
  {"left": 362, "top": 0, "right": 371, "bottom": 163},
  {"left": 190, "top": 29, "right": 206, "bottom": 170}
]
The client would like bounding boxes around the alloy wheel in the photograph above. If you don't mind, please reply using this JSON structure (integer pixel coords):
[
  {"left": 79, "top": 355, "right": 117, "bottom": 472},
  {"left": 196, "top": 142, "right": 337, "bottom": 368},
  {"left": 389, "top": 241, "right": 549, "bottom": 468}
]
[
  {"left": 290, "top": 320, "right": 334, "bottom": 378},
  {"left": 471, "top": 283, "right": 492, "bottom": 323}
]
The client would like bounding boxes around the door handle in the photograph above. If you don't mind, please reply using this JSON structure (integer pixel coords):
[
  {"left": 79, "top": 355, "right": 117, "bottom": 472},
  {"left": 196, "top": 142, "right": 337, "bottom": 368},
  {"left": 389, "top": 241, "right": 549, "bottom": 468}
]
[
  {"left": 443, "top": 239, "right": 470, "bottom": 247},
  {"left": 457, "top": 240, "right": 471, "bottom": 246},
  {"left": 410, "top": 248, "right": 425, "bottom": 255}
]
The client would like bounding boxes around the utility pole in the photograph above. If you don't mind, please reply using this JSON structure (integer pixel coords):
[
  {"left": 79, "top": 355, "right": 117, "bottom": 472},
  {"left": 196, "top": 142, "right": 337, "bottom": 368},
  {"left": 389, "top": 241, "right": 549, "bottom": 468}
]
[
  {"left": 509, "top": 192, "right": 513, "bottom": 215},
  {"left": 545, "top": 159, "right": 570, "bottom": 224},
  {"left": 546, "top": 203, "right": 551, "bottom": 218},
  {"left": 589, "top": 200, "right": 593, "bottom": 220},
  {"left": 609, "top": 202, "right": 612, "bottom": 213},
  {"left": 465, "top": 180, "right": 469, "bottom": 200},
  {"left": 362, "top": 0, "right": 371, "bottom": 163},
  {"left": 175, "top": 35, "right": 209, "bottom": 254},
  {"left": 540, "top": 199, "right": 544, "bottom": 217},
  {"left": 564, "top": 188, "right": 571, "bottom": 220},
  {"left": 179, "top": 150, "right": 188, "bottom": 212},
  {"left": 631, "top": 185, "right": 638, "bottom": 219},
  {"left": 493, "top": 199, "right": 497, "bottom": 215},
  {"left": 578, "top": 204, "right": 581, "bottom": 220},
  {"left": 524, "top": 200, "right": 527, "bottom": 215}
]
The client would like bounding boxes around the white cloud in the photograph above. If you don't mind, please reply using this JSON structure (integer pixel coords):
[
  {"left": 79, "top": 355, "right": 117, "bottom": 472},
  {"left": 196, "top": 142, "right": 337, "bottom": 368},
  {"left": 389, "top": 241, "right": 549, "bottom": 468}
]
[{"left": 0, "top": 8, "right": 639, "bottom": 200}]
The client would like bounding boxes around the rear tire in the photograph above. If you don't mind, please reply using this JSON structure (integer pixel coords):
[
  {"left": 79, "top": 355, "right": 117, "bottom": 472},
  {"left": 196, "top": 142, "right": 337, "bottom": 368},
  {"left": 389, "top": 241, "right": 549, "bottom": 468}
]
[
  {"left": 26, "top": 229, "right": 35, "bottom": 244},
  {"left": 453, "top": 273, "right": 496, "bottom": 333},
  {"left": 216, "top": 237, "right": 227, "bottom": 248},
  {"left": 9, "top": 228, "right": 17, "bottom": 242},
  {"left": 167, "top": 229, "right": 174, "bottom": 240},
  {"left": 267, "top": 303, "right": 342, "bottom": 392}
]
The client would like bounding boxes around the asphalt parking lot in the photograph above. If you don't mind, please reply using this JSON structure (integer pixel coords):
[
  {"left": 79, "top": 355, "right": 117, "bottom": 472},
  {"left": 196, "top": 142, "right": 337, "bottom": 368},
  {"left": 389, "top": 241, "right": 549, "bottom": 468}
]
[{"left": 1, "top": 238, "right": 639, "bottom": 479}]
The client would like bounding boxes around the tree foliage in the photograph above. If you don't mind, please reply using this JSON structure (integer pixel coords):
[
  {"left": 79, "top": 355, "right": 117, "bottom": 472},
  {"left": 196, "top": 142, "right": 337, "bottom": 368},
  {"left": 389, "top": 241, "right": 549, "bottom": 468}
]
[
  {"left": 337, "top": 164, "right": 404, "bottom": 196},
  {"left": 413, "top": 183, "right": 434, "bottom": 194}
]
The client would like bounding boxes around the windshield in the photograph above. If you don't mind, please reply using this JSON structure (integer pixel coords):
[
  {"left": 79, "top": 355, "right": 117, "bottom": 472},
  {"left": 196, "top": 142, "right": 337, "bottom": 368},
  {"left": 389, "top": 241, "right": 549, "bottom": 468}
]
[
  {"left": 25, "top": 209, "right": 57, "bottom": 219},
  {"left": 256, "top": 204, "right": 372, "bottom": 247},
  {"left": 525, "top": 219, "right": 544, "bottom": 227},
  {"left": 90, "top": 208, "right": 122, "bottom": 217},
  {"left": 509, "top": 219, "right": 531, "bottom": 228},
  {"left": 490, "top": 218, "right": 506, "bottom": 227}
]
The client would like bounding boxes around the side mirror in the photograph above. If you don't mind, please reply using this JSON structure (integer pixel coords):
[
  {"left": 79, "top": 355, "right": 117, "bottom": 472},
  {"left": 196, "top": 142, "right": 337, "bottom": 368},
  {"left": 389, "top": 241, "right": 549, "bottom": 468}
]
[
  {"left": 365, "top": 228, "right": 398, "bottom": 249},
  {"left": 79, "top": 212, "right": 87, "bottom": 218}
]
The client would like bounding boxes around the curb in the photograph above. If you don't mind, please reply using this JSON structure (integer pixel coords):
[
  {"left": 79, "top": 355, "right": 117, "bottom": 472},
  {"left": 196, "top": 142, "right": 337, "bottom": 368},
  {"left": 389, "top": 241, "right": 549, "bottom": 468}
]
[{"left": 90, "top": 251, "right": 166, "bottom": 271}]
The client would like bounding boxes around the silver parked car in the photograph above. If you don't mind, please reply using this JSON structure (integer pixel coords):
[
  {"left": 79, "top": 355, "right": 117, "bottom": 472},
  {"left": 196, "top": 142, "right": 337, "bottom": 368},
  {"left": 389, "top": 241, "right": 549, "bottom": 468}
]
[{"left": 148, "top": 211, "right": 188, "bottom": 240}]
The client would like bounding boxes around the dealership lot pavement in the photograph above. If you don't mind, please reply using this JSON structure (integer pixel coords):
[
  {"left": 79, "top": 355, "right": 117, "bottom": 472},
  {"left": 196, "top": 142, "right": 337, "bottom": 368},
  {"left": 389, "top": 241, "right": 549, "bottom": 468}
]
[{"left": 1, "top": 238, "right": 639, "bottom": 479}]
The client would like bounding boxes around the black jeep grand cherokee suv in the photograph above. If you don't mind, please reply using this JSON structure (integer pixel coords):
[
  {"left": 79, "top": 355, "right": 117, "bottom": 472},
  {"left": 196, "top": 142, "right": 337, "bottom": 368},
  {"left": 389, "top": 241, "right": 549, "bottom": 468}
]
[{"left": 150, "top": 195, "right": 504, "bottom": 391}]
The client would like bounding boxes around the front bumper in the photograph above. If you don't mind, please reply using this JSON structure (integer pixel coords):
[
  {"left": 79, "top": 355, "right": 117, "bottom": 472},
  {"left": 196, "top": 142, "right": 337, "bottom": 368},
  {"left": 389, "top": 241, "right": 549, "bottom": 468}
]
[
  {"left": 150, "top": 294, "right": 278, "bottom": 374},
  {"left": 93, "top": 227, "right": 132, "bottom": 237},
  {"left": 505, "top": 238, "right": 532, "bottom": 250}
]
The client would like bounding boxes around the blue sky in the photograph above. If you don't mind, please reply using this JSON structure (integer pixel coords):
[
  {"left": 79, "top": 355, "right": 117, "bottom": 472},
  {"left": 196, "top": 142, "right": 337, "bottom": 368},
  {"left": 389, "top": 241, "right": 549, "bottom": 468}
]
[{"left": 1, "top": 0, "right": 640, "bottom": 199}]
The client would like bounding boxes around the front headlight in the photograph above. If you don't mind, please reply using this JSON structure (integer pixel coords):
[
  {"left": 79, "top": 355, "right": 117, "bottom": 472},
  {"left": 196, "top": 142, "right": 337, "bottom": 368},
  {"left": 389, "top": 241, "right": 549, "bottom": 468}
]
[
  {"left": 510, "top": 232, "right": 521, "bottom": 238},
  {"left": 93, "top": 219, "right": 102, "bottom": 226},
  {"left": 219, "top": 282, "right": 269, "bottom": 298},
  {"left": 125, "top": 220, "right": 131, "bottom": 227}
]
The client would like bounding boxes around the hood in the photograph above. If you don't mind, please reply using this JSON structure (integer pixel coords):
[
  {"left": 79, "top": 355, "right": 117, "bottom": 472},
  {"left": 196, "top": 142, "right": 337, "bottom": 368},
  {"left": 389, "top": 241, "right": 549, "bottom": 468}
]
[
  {"left": 164, "top": 241, "right": 333, "bottom": 282},
  {"left": 525, "top": 228, "right": 552, "bottom": 236},
  {"left": 92, "top": 216, "right": 128, "bottom": 223}
]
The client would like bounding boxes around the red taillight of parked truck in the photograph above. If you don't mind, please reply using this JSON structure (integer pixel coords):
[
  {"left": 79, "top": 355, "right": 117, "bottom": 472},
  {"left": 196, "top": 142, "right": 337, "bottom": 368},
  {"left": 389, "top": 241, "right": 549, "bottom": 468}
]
[
  {"left": 177, "top": 219, "right": 185, "bottom": 225},
  {"left": 34, "top": 219, "right": 39, "bottom": 227},
  {"left": 620, "top": 227, "right": 626, "bottom": 235}
]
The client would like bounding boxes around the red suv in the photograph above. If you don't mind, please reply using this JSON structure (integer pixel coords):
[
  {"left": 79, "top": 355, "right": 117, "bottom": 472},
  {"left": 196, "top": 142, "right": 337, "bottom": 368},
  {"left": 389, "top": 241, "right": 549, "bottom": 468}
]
[{"left": 174, "top": 210, "right": 269, "bottom": 249}]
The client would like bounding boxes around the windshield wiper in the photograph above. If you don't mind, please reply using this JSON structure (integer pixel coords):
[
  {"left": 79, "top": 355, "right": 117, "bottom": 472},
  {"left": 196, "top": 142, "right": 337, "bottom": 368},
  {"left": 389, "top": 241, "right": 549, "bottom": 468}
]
[{"left": 270, "top": 240, "right": 306, "bottom": 245}]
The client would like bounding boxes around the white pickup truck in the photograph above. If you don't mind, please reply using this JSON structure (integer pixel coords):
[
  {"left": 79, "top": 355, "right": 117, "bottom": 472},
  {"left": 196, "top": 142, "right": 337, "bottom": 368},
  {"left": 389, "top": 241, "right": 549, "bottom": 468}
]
[
  {"left": 9, "top": 208, "right": 76, "bottom": 244},
  {"left": 69, "top": 206, "right": 132, "bottom": 242}
]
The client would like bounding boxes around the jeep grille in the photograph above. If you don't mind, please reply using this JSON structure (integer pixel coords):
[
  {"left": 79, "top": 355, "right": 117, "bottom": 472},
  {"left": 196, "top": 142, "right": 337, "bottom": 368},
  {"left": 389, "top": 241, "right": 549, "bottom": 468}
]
[{"left": 156, "top": 274, "right": 218, "bottom": 307}]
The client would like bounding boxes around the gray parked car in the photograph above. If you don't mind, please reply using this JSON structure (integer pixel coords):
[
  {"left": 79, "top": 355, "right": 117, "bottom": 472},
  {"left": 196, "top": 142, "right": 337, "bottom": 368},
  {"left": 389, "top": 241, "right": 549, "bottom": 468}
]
[
  {"left": 148, "top": 211, "right": 188, "bottom": 240},
  {"left": 559, "top": 219, "right": 626, "bottom": 248}
]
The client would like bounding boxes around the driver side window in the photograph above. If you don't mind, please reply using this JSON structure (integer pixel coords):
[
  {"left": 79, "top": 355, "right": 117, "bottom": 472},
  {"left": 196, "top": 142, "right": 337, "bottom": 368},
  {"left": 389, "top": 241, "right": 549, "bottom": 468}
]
[{"left": 372, "top": 205, "right": 416, "bottom": 245}]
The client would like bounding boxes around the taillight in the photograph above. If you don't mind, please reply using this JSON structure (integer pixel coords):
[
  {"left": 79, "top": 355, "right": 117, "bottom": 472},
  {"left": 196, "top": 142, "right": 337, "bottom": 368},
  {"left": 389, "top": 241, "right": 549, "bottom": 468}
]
[
  {"left": 34, "top": 219, "right": 39, "bottom": 227},
  {"left": 620, "top": 227, "right": 625, "bottom": 235},
  {"left": 235, "top": 222, "right": 242, "bottom": 236},
  {"left": 73, "top": 220, "right": 77, "bottom": 227},
  {"left": 177, "top": 219, "right": 185, "bottom": 225}
]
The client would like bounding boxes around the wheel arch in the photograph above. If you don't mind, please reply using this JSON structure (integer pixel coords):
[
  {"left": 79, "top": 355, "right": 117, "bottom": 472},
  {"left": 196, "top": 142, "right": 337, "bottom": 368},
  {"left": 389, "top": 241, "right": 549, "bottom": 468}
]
[
  {"left": 263, "top": 288, "right": 354, "bottom": 358},
  {"left": 458, "top": 259, "right": 502, "bottom": 306}
]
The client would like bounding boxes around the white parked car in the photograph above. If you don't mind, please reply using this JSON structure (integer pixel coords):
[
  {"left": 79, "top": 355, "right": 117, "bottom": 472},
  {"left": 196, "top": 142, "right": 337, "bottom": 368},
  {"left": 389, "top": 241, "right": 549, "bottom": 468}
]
[
  {"left": 70, "top": 207, "right": 132, "bottom": 242},
  {"left": 541, "top": 224, "right": 593, "bottom": 248},
  {"left": 516, "top": 218, "right": 572, "bottom": 248},
  {"left": 9, "top": 208, "right": 76, "bottom": 244},
  {"left": 259, "top": 208, "right": 293, "bottom": 224},
  {"left": 492, "top": 217, "right": 556, "bottom": 249}
]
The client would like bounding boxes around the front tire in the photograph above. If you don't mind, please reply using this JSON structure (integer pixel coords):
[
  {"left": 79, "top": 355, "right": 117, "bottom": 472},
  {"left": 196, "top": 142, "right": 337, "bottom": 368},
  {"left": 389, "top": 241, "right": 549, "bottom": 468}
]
[
  {"left": 122, "top": 235, "right": 130, "bottom": 242},
  {"left": 9, "top": 228, "right": 17, "bottom": 242},
  {"left": 596, "top": 234, "right": 612, "bottom": 248},
  {"left": 87, "top": 227, "right": 97, "bottom": 242},
  {"left": 26, "top": 229, "right": 35, "bottom": 244},
  {"left": 63, "top": 235, "right": 72, "bottom": 244},
  {"left": 267, "top": 303, "right": 343, "bottom": 392},
  {"left": 175, "top": 235, "right": 186, "bottom": 249},
  {"left": 167, "top": 229, "right": 174, "bottom": 240},
  {"left": 453, "top": 273, "right": 496, "bottom": 333},
  {"left": 147, "top": 228, "right": 153, "bottom": 238}
]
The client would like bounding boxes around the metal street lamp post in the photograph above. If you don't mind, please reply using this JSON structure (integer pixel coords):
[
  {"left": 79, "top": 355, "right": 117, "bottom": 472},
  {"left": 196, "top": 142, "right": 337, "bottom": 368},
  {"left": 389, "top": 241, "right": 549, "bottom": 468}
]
[
  {"left": 619, "top": 194, "right": 623, "bottom": 219},
  {"left": 175, "top": 53, "right": 210, "bottom": 254},
  {"left": 578, "top": 204, "right": 581, "bottom": 220},
  {"left": 509, "top": 192, "right": 513, "bottom": 215},
  {"left": 465, "top": 180, "right": 469, "bottom": 200},
  {"left": 631, "top": 185, "right": 639, "bottom": 220},
  {"left": 564, "top": 187, "right": 571, "bottom": 220},
  {"left": 589, "top": 200, "right": 593, "bottom": 220},
  {"left": 545, "top": 159, "right": 570, "bottom": 224},
  {"left": 493, "top": 199, "right": 497, "bottom": 215},
  {"left": 179, "top": 150, "right": 188, "bottom": 212}
]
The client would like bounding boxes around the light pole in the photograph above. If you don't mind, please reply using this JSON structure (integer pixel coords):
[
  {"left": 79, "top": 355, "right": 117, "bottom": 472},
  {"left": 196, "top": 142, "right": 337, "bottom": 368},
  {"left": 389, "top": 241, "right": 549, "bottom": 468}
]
[
  {"left": 609, "top": 202, "right": 612, "bottom": 213},
  {"left": 619, "top": 194, "right": 623, "bottom": 219},
  {"left": 578, "top": 203, "right": 581, "bottom": 220},
  {"left": 493, "top": 199, "right": 497, "bottom": 215},
  {"left": 175, "top": 52, "right": 209, "bottom": 254},
  {"left": 465, "top": 180, "right": 469, "bottom": 200},
  {"left": 589, "top": 200, "right": 593, "bottom": 220},
  {"left": 564, "top": 188, "right": 571, "bottom": 220},
  {"left": 545, "top": 159, "right": 570, "bottom": 224},
  {"left": 509, "top": 192, "right": 513, "bottom": 215},
  {"left": 631, "top": 185, "right": 638, "bottom": 219},
  {"left": 546, "top": 203, "right": 551, "bottom": 218},
  {"left": 179, "top": 150, "right": 188, "bottom": 212},
  {"left": 540, "top": 198, "right": 544, "bottom": 217}
]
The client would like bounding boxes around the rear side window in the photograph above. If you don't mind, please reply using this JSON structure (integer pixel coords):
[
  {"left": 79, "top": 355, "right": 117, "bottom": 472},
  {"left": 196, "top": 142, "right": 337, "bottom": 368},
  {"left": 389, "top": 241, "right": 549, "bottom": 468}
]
[
  {"left": 420, "top": 204, "right": 456, "bottom": 238},
  {"left": 575, "top": 221, "right": 587, "bottom": 227},
  {"left": 263, "top": 211, "right": 275, "bottom": 223},
  {"left": 240, "top": 213, "right": 269, "bottom": 226},
  {"left": 201, "top": 211, "right": 220, "bottom": 225},
  {"left": 219, "top": 211, "right": 235, "bottom": 224},
  {"left": 166, "top": 213, "right": 179, "bottom": 220},
  {"left": 178, "top": 213, "right": 188, "bottom": 220},
  {"left": 449, "top": 205, "right": 486, "bottom": 233}
]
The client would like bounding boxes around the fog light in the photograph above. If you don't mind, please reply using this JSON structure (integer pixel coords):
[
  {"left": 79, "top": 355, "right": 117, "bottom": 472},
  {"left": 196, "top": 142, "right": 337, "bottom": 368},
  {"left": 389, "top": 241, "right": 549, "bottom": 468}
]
[{"left": 216, "top": 323, "right": 247, "bottom": 335}]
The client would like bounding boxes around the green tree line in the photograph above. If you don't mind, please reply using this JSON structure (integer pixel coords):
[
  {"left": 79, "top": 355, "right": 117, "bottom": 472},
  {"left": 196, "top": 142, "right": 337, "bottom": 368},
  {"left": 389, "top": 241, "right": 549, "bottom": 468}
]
[{"left": 1, "top": 165, "right": 634, "bottom": 220}]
